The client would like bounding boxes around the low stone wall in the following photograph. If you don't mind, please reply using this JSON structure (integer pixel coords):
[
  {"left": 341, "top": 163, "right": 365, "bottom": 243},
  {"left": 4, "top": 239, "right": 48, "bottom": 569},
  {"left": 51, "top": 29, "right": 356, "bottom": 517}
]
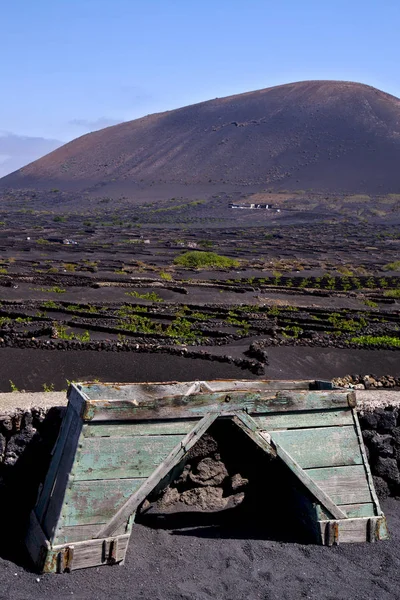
[
  {"left": 357, "top": 398, "right": 400, "bottom": 499},
  {"left": 0, "top": 397, "right": 65, "bottom": 558},
  {"left": 0, "top": 391, "right": 398, "bottom": 554}
]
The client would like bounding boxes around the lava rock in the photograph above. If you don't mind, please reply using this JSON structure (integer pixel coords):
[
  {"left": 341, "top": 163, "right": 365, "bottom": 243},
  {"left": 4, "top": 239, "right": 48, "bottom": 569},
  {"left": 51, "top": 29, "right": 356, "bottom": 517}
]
[
  {"left": 230, "top": 473, "right": 249, "bottom": 491},
  {"left": 372, "top": 476, "right": 391, "bottom": 500},
  {"left": 189, "top": 457, "right": 228, "bottom": 487},
  {"left": 359, "top": 412, "right": 379, "bottom": 430},
  {"left": 180, "top": 486, "right": 228, "bottom": 510},
  {"left": 375, "top": 409, "right": 397, "bottom": 433},
  {"left": 369, "top": 434, "right": 394, "bottom": 458},
  {"left": 374, "top": 456, "right": 400, "bottom": 485}
]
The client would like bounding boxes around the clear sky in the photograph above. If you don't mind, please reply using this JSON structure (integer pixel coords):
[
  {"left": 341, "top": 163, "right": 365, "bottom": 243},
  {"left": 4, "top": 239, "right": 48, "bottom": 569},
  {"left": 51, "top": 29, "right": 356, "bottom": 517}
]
[{"left": 0, "top": 0, "right": 399, "bottom": 174}]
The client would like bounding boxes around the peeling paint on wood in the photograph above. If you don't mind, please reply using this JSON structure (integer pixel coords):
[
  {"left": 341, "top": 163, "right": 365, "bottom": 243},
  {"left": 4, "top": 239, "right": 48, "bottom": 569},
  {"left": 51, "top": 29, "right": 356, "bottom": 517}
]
[{"left": 25, "top": 379, "right": 387, "bottom": 573}]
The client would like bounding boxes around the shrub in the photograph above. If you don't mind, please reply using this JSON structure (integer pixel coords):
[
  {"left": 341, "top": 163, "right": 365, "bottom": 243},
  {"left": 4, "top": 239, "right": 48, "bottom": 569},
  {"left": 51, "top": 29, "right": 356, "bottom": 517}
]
[
  {"left": 160, "top": 271, "right": 173, "bottom": 281},
  {"left": 174, "top": 251, "right": 239, "bottom": 269},
  {"left": 383, "top": 289, "right": 400, "bottom": 298},
  {"left": 125, "top": 291, "right": 163, "bottom": 302},
  {"left": 383, "top": 261, "right": 400, "bottom": 271},
  {"left": 350, "top": 335, "right": 400, "bottom": 348}
]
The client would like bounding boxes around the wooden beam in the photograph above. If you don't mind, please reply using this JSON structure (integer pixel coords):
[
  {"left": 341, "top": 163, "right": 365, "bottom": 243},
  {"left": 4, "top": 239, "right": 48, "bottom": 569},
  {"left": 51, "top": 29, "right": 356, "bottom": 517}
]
[
  {"left": 94, "top": 412, "right": 219, "bottom": 539},
  {"left": 231, "top": 412, "right": 276, "bottom": 457},
  {"left": 80, "top": 390, "right": 354, "bottom": 422},
  {"left": 272, "top": 440, "right": 347, "bottom": 520},
  {"left": 352, "top": 408, "right": 382, "bottom": 516}
]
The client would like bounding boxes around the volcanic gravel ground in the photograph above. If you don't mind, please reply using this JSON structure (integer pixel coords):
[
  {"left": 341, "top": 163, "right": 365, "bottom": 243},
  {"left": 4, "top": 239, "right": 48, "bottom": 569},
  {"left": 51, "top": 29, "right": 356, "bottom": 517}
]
[
  {"left": 1, "top": 346, "right": 400, "bottom": 391},
  {"left": 0, "top": 498, "right": 397, "bottom": 600}
]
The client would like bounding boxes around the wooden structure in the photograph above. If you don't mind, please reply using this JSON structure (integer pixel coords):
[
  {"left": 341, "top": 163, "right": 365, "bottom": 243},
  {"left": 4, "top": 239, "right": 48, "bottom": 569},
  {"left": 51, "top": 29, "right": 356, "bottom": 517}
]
[{"left": 26, "top": 379, "right": 388, "bottom": 573}]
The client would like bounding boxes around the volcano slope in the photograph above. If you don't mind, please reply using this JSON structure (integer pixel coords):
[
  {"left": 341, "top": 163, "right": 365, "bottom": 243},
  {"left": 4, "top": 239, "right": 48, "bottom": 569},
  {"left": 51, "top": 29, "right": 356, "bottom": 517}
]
[{"left": 2, "top": 80, "right": 400, "bottom": 203}]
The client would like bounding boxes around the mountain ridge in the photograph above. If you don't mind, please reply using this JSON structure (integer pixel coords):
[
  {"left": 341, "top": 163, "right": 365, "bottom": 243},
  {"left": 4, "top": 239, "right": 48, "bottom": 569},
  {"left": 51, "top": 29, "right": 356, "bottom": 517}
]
[{"left": 2, "top": 80, "right": 400, "bottom": 196}]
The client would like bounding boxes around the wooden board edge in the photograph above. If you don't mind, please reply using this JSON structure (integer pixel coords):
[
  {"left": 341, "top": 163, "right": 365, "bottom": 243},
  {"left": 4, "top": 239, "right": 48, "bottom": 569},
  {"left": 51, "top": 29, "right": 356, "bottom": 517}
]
[
  {"left": 351, "top": 408, "right": 382, "bottom": 515},
  {"left": 273, "top": 441, "right": 347, "bottom": 520},
  {"left": 25, "top": 511, "right": 51, "bottom": 572},
  {"left": 318, "top": 515, "right": 389, "bottom": 545}
]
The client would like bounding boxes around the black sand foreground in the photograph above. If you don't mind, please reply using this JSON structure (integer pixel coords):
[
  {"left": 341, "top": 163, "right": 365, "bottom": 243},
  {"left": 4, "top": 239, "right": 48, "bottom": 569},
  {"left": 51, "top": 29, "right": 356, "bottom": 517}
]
[{"left": 0, "top": 498, "right": 398, "bottom": 600}]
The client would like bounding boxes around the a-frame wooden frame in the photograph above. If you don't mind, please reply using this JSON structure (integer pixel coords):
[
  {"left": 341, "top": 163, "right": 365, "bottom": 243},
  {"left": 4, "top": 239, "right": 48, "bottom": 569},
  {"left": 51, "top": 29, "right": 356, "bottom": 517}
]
[{"left": 26, "top": 380, "right": 388, "bottom": 573}]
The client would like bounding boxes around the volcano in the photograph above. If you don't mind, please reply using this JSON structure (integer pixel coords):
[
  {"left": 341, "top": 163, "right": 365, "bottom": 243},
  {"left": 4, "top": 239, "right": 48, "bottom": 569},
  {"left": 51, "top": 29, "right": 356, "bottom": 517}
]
[{"left": 2, "top": 80, "right": 400, "bottom": 196}]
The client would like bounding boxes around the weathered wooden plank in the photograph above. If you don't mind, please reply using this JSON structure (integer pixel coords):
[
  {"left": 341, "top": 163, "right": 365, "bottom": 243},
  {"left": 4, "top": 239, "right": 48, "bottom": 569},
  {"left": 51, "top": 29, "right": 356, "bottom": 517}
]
[
  {"left": 352, "top": 408, "right": 383, "bottom": 515},
  {"left": 253, "top": 409, "right": 353, "bottom": 431},
  {"left": 271, "top": 426, "right": 362, "bottom": 469},
  {"left": 36, "top": 403, "right": 74, "bottom": 522},
  {"left": 54, "top": 520, "right": 131, "bottom": 545},
  {"left": 273, "top": 441, "right": 347, "bottom": 520},
  {"left": 274, "top": 442, "right": 347, "bottom": 519},
  {"left": 54, "top": 479, "right": 145, "bottom": 531},
  {"left": 79, "top": 390, "right": 354, "bottom": 422},
  {"left": 306, "top": 465, "right": 373, "bottom": 505},
  {"left": 320, "top": 517, "right": 369, "bottom": 544},
  {"left": 25, "top": 511, "right": 51, "bottom": 570},
  {"left": 231, "top": 413, "right": 276, "bottom": 457},
  {"left": 44, "top": 534, "right": 130, "bottom": 572},
  {"left": 42, "top": 417, "right": 83, "bottom": 539},
  {"left": 96, "top": 412, "right": 219, "bottom": 539},
  {"left": 317, "top": 502, "right": 376, "bottom": 520},
  {"left": 78, "top": 380, "right": 315, "bottom": 401},
  {"left": 375, "top": 516, "right": 389, "bottom": 541},
  {"left": 67, "top": 384, "right": 88, "bottom": 417},
  {"left": 73, "top": 435, "right": 184, "bottom": 480},
  {"left": 83, "top": 419, "right": 199, "bottom": 438}
]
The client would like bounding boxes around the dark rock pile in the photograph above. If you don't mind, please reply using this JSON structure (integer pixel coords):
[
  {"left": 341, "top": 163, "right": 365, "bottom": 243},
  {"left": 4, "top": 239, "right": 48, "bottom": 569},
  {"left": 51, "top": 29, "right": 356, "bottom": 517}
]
[
  {"left": 359, "top": 406, "right": 400, "bottom": 498},
  {"left": 0, "top": 407, "right": 63, "bottom": 538},
  {"left": 333, "top": 374, "right": 400, "bottom": 389}
]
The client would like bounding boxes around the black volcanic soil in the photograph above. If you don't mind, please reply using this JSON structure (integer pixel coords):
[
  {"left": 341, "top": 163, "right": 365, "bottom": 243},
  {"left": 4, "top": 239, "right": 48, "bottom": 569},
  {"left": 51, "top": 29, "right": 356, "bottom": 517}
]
[
  {"left": 0, "top": 204, "right": 398, "bottom": 597},
  {"left": 2, "top": 80, "right": 400, "bottom": 197},
  {"left": 0, "top": 498, "right": 398, "bottom": 600},
  {"left": 0, "top": 210, "right": 397, "bottom": 391}
]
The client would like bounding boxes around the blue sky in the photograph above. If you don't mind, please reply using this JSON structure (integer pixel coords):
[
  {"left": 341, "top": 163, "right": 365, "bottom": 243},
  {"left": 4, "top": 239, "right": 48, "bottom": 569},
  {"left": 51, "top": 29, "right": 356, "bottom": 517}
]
[{"left": 1, "top": 0, "right": 399, "bottom": 174}]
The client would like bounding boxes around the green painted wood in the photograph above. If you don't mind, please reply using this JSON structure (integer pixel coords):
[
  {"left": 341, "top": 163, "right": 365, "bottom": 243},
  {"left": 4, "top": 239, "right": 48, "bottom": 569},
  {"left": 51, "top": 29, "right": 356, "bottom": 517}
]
[
  {"left": 53, "top": 479, "right": 145, "bottom": 532},
  {"left": 80, "top": 390, "right": 353, "bottom": 422},
  {"left": 273, "top": 441, "right": 347, "bottom": 519},
  {"left": 83, "top": 419, "right": 198, "bottom": 438},
  {"left": 96, "top": 412, "right": 219, "bottom": 538},
  {"left": 352, "top": 408, "right": 383, "bottom": 515},
  {"left": 253, "top": 409, "right": 353, "bottom": 431},
  {"left": 306, "top": 465, "right": 373, "bottom": 505},
  {"left": 317, "top": 502, "right": 376, "bottom": 520},
  {"left": 73, "top": 435, "right": 184, "bottom": 480},
  {"left": 42, "top": 416, "right": 84, "bottom": 539},
  {"left": 78, "top": 380, "right": 315, "bottom": 401},
  {"left": 55, "top": 522, "right": 130, "bottom": 545},
  {"left": 36, "top": 403, "right": 76, "bottom": 522},
  {"left": 271, "top": 426, "right": 362, "bottom": 469},
  {"left": 231, "top": 413, "right": 275, "bottom": 456}
]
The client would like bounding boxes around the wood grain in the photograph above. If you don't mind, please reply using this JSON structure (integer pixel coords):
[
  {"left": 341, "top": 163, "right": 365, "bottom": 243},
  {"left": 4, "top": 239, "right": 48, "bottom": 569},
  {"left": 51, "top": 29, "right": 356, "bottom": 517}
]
[
  {"left": 73, "top": 435, "right": 184, "bottom": 480},
  {"left": 253, "top": 409, "right": 353, "bottom": 431},
  {"left": 271, "top": 426, "right": 362, "bottom": 469},
  {"left": 80, "top": 390, "right": 353, "bottom": 421},
  {"left": 83, "top": 419, "right": 198, "bottom": 438},
  {"left": 273, "top": 441, "right": 347, "bottom": 520},
  {"left": 317, "top": 502, "right": 376, "bottom": 520},
  {"left": 95, "top": 412, "right": 219, "bottom": 538},
  {"left": 306, "top": 465, "right": 373, "bottom": 505},
  {"left": 54, "top": 478, "right": 145, "bottom": 530}
]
